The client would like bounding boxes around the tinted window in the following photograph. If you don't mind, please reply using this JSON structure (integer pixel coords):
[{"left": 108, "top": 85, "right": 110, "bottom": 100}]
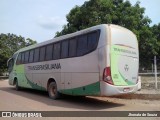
[
  {"left": 34, "top": 48, "right": 40, "bottom": 62},
  {"left": 29, "top": 50, "right": 34, "bottom": 63},
  {"left": 21, "top": 52, "right": 25, "bottom": 64},
  {"left": 69, "top": 38, "right": 77, "bottom": 57},
  {"left": 77, "top": 35, "right": 87, "bottom": 56},
  {"left": 46, "top": 44, "right": 53, "bottom": 60},
  {"left": 24, "top": 51, "right": 29, "bottom": 63},
  {"left": 8, "top": 58, "right": 14, "bottom": 73},
  {"left": 61, "top": 40, "right": 69, "bottom": 58},
  {"left": 16, "top": 53, "right": 21, "bottom": 65},
  {"left": 39, "top": 47, "right": 46, "bottom": 61},
  {"left": 53, "top": 42, "right": 61, "bottom": 59},
  {"left": 88, "top": 32, "right": 98, "bottom": 51}
]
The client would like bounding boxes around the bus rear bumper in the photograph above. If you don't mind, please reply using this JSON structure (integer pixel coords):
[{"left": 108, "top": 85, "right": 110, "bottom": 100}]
[{"left": 100, "top": 81, "right": 138, "bottom": 96}]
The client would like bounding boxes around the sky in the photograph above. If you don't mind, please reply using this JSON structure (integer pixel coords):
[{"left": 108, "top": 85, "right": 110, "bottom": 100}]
[{"left": 0, "top": 0, "right": 160, "bottom": 43}]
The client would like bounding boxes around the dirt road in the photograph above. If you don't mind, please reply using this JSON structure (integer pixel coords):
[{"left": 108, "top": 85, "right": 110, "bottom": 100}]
[{"left": 0, "top": 80, "right": 159, "bottom": 119}]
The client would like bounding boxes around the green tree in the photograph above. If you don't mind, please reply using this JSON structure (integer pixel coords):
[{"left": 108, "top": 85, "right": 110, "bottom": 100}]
[
  {"left": 26, "top": 38, "right": 37, "bottom": 46},
  {"left": 151, "top": 23, "right": 160, "bottom": 55},
  {"left": 151, "top": 23, "right": 160, "bottom": 68},
  {"left": 55, "top": 0, "right": 159, "bottom": 69},
  {"left": 0, "top": 33, "right": 37, "bottom": 74},
  {"left": 55, "top": 0, "right": 151, "bottom": 38}
]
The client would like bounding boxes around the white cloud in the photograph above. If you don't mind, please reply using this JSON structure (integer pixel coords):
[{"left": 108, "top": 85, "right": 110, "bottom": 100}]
[{"left": 37, "top": 15, "right": 66, "bottom": 30}]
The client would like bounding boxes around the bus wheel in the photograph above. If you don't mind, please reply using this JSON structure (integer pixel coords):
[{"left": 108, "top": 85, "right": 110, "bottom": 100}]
[
  {"left": 15, "top": 80, "right": 20, "bottom": 91},
  {"left": 48, "top": 82, "right": 60, "bottom": 100}
]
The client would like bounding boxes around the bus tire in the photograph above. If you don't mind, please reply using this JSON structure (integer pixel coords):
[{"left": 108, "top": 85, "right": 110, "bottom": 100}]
[
  {"left": 48, "top": 82, "right": 60, "bottom": 100},
  {"left": 15, "top": 80, "right": 20, "bottom": 91}
]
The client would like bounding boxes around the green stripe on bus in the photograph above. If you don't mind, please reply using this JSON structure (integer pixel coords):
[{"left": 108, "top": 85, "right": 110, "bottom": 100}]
[
  {"left": 15, "top": 64, "right": 46, "bottom": 90},
  {"left": 111, "top": 50, "right": 128, "bottom": 85},
  {"left": 59, "top": 82, "right": 100, "bottom": 96},
  {"left": 25, "top": 75, "right": 46, "bottom": 91},
  {"left": 118, "top": 71, "right": 134, "bottom": 85},
  {"left": 111, "top": 45, "right": 134, "bottom": 86}
]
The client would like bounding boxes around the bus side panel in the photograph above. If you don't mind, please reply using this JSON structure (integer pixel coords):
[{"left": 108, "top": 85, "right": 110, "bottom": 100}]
[
  {"left": 25, "top": 60, "right": 61, "bottom": 91},
  {"left": 98, "top": 25, "right": 110, "bottom": 96},
  {"left": 59, "top": 50, "right": 100, "bottom": 96},
  {"left": 98, "top": 47, "right": 107, "bottom": 82},
  {"left": 15, "top": 64, "right": 32, "bottom": 88}
]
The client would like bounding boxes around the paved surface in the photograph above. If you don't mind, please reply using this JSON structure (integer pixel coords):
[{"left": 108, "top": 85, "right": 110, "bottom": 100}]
[{"left": 0, "top": 80, "right": 160, "bottom": 120}]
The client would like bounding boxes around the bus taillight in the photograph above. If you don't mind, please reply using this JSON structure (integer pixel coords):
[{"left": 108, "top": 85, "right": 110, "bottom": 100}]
[{"left": 103, "top": 67, "right": 114, "bottom": 85}]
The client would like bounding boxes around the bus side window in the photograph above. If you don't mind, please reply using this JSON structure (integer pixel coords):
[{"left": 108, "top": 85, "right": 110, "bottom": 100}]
[
  {"left": 46, "top": 44, "right": 53, "bottom": 60},
  {"left": 21, "top": 52, "right": 25, "bottom": 64},
  {"left": 69, "top": 38, "right": 77, "bottom": 57},
  {"left": 39, "top": 46, "right": 46, "bottom": 61},
  {"left": 61, "top": 40, "right": 69, "bottom": 58},
  {"left": 29, "top": 49, "right": 34, "bottom": 63},
  {"left": 16, "top": 53, "right": 22, "bottom": 65},
  {"left": 24, "top": 51, "right": 29, "bottom": 63},
  {"left": 77, "top": 35, "right": 87, "bottom": 56},
  {"left": 53, "top": 42, "right": 60, "bottom": 60},
  {"left": 88, "top": 32, "right": 98, "bottom": 52},
  {"left": 34, "top": 48, "right": 40, "bottom": 62}
]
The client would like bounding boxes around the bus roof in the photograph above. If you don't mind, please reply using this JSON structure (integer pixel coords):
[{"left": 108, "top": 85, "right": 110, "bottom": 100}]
[
  {"left": 14, "top": 24, "right": 134, "bottom": 54},
  {"left": 15, "top": 24, "right": 108, "bottom": 54}
]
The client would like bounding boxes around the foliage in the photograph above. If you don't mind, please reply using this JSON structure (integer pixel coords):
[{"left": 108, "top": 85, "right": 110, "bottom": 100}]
[
  {"left": 55, "top": 0, "right": 160, "bottom": 69},
  {"left": 0, "top": 33, "right": 37, "bottom": 73},
  {"left": 151, "top": 23, "right": 160, "bottom": 55},
  {"left": 55, "top": 0, "right": 151, "bottom": 37}
]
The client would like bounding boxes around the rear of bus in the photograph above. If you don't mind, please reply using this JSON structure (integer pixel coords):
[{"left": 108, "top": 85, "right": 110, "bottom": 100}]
[{"left": 100, "top": 25, "right": 139, "bottom": 96}]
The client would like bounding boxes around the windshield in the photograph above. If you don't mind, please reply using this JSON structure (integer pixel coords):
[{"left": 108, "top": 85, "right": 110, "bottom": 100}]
[{"left": 7, "top": 58, "right": 14, "bottom": 73}]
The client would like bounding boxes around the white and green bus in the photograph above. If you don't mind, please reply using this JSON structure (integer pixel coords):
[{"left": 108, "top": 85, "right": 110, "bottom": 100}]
[{"left": 7, "top": 24, "right": 139, "bottom": 99}]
